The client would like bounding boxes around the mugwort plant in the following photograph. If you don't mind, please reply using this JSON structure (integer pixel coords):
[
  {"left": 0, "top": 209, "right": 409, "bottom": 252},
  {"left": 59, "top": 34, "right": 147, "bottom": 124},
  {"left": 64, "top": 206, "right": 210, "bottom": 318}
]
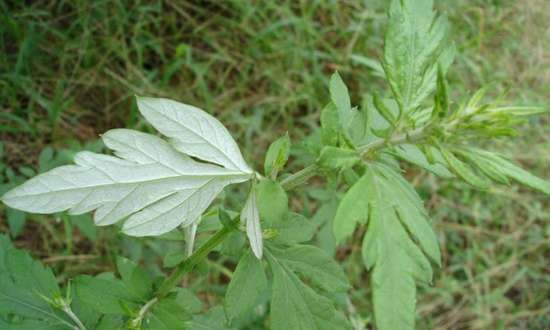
[{"left": 1, "top": 0, "right": 548, "bottom": 329}]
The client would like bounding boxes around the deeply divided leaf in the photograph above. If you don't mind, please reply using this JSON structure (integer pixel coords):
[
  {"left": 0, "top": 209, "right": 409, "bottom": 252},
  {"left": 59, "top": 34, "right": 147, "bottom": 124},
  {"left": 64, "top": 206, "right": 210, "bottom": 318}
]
[
  {"left": 333, "top": 164, "right": 440, "bottom": 330},
  {"left": 266, "top": 244, "right": 350, "bottom": 330},
  {"left": 2, "top": 98, "right": 253, "bottom": 237},
  {"left": 383, "top": 0, "right": 451, "bottom": 113}
]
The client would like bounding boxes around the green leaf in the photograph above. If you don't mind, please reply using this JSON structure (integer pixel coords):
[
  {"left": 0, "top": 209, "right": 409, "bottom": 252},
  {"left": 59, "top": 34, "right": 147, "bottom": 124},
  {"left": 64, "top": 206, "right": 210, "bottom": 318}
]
[
  {"left": 142, "top": 297, "right": 191, "bottom": 330},
  {"left": 224, "top": 251, "right": 267, "bottom": 321},
  {"left": 188, "top": 306, "right": 235, "bottom": 330},
  {"left": 334, "top": 164, "right": 439, "bottom": 330},
  {"left": 0, "top": 236, "right": 74, "bottom": 328},
  {"left": 0, "top": 317, "right": 65, "bottom": 330},
  {"left": 373, "top": 93, "right": 398, "bottom": 125},
  {"left": 433, "top": 65, "right": 449, "bottom": 119},
  {"left": 317, "top": 146, "right": 360, "bottom": 171},
  {"left": 6, "top": 207, "right": 26, "bottom": 238},
  {"left": 74, "top": 273, "right": 139, "bottom": 314},
  {"left": 486, "top": 106, "right": 549, "bottom": 117},
  {"left": 68, "top": 288, "right": 104, "bottom": 329},
  {"left": 328, "top": 72, "right": 368, "bottom": 147},
  {"left": 329, "top": 72, "right": 352, "bottom": 122},
  {"left": 361, "top": 95, "right": 400, "bottom": 144},
  {"left": 271, "top": 212, "right": 317, "bottom": 245},
  {"left": 70, "top": 213, "right": 97, "bottom": 241},
  {"left": 220, "top": 231, "right": 246, "bottom": 257},
  {"left": 264, "top": 133, "right": 291, "bottom": 179},
  {"left": 94, "top": 315, "right": 126, "bottom": 329},
  {"left": 440, "top": 148, "right": 490, "bottom": 189},
  {"left": 313, "top": 200, "right": 339, "bottom": 256},
  {"left": 266, "top": 246, "right": 351, "bottom": 330},
  {"left": 256, "top": 179, "right": 288, "bottom": 226},
  {"left": 390, "top": 144, "right": 453, "bottom": 178},
  {"left": 464, "top": 149, "right": 550, "bottom": 194},
  {"left": 333, "top": 174, "right": 370, "bottom": 243},
  {"left": 320, "top": 103, "right": 341, "bottom": 147},
  {"left": 174, "top": 288, "right": 203, "bottom": 314},
  {"left": 116, "top": 256, "right": 153, "bottom": 301},
  {"left": 383, "top": 0, "right": 450, "bottom": 113},
  {"left": 268, "top": 244, "right": 349, "bottom": 292},
  {"left": 0, "top": 234, "right": 14, "bottom": 272},
  {"left": 454, "top": 149, "right": 509, "bottom": 184}
]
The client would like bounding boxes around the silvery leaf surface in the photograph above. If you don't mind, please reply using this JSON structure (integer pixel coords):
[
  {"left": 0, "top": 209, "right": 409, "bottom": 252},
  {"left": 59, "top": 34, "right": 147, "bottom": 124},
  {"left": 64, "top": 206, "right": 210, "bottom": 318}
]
[
  {"left": 241, "top": 188, "right": 263, "bottom": 259},
  {"left": 137, "top": 97, "right": 252, "bottom": 173},
  {"left": 2, "top": 98, "right": 253, "bottom": 237}
]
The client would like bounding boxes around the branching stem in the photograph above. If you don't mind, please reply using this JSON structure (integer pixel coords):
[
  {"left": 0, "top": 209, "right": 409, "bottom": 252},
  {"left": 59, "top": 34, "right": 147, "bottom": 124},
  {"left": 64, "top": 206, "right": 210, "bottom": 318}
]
[
  {"left": 155, "top": 223, "right": 235, "bottom": 300},
  {"left": 149, "top": 125, "right": 431, "bottom": 314},
  {"left": 129, "top": 297, "right": 158, "bottom": 328},
  {"left": 281, "top": 127, "right": 429, "bottom": 190}
]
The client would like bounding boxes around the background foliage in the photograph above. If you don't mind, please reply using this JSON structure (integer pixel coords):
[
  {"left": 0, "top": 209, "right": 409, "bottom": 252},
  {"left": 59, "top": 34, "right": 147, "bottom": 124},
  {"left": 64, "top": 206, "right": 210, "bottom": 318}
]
[{"left": 1, "top": 0, "right": 548, "bottom": 329}]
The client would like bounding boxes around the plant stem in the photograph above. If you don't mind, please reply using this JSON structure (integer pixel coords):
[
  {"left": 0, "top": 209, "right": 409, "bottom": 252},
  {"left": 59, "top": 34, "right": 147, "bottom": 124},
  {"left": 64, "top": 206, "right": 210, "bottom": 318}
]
[
  {"left": 129, "top": 297, "right": 158, "bottom": 328},
  {"left": 151, "top": 125, "right": 430, "bottom": 303},
  {"left": 280, "top": 164, "right": 320, "bottom": 190},
  {"left": 62, "top": 305, "right": 87, "bottom": 330},
  {"left": 281, "top": 127, "right": 428, "bottom": 190},
  {"left": 155, "top": 224, "right": 235, "bottom": 300}
]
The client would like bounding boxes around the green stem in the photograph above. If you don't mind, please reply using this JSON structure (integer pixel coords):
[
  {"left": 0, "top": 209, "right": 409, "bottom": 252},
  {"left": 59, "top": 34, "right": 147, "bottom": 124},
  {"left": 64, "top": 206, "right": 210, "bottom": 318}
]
[
  {"left": 281, "top": 127, "right": 429, "bottom": 190},
  {"left": 62, "top": 305, "right": 86, "bottom": 330},
  {"left": 129, "top": 297, "right": 158, "bottom": 329},
  {"left": 280, "top": 164, "right": 320, "bottom": 190},
  {"left": 151, "top": 125, "right": 431, "bottom": 303},
  {"left": 155, "top": 224, "right": 235, "bottom": 300}
]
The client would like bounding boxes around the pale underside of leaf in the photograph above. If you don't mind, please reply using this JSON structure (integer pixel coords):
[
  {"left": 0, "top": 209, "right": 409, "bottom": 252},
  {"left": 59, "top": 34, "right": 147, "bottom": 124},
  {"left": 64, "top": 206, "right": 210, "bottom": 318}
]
[
  {"left": 2, "top": 129, "right": 251, "bottom": 237},
  {"left": 184, "top": 217, "right": 200, "bottom": 257},
  {"left": 137, "top": 97, "right": 252, "bottom": 173},
  {"left": 241, "top": 188, "right": 263, "bottom": 259}
]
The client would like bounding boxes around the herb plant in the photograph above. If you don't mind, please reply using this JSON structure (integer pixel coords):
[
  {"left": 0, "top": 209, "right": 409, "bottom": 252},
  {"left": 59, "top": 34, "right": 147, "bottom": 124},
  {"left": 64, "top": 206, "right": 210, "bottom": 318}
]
[{"left": 1, "top": 0, "right": 548, "bottom": 329}]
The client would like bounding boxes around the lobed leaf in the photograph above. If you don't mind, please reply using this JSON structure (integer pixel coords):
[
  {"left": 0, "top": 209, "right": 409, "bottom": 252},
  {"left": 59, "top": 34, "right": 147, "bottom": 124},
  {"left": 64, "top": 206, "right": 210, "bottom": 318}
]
[
  {"left": 333, "top": 174, "right": 370, "bottom": 242},
  {"left": 137, "top": 97, "right": 252, "bottom": 173},
  {"left": 333, "top": 164, "right": 440, "bottom": 330},
  {"left": 266, "top": 244, "right": 351, "bottom": 330},
  {"left": 268, "top": 245, "right": 349, "bottom": 293},
  {"left": 2, "top": 98, "right": 254, "bottom": 237},
  {"left": 383, "top": 0, "right": 451, "bottom": 114}
]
